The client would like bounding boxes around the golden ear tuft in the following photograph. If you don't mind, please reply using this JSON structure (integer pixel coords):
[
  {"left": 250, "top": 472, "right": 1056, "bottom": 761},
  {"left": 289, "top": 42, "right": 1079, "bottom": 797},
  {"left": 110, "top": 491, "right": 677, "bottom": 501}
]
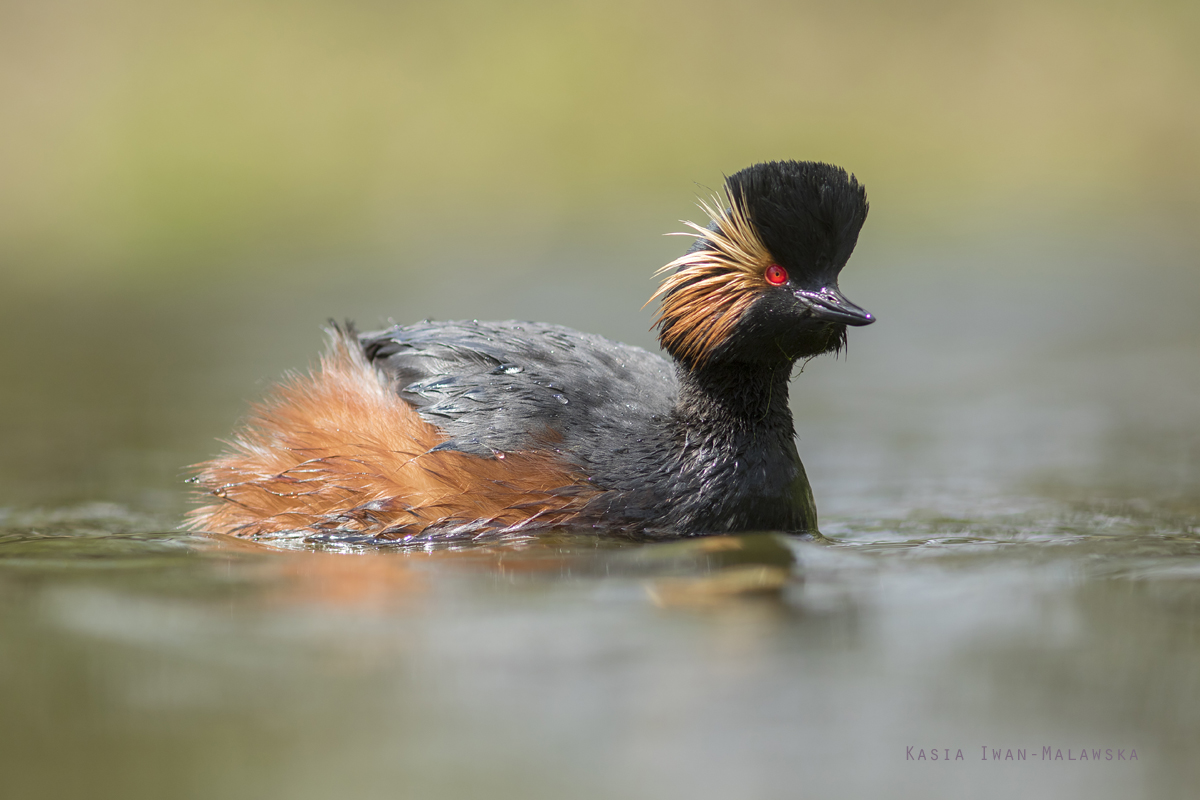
[{"left": 647, "top": 189, "right": 776, "bottom": 366}]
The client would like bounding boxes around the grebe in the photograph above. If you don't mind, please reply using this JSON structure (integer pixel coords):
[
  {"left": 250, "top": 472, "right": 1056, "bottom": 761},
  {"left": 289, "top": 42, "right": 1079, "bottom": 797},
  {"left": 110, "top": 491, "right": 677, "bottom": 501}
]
[{"left": 188, "top": 160, "right": 873, "bottom": 541}]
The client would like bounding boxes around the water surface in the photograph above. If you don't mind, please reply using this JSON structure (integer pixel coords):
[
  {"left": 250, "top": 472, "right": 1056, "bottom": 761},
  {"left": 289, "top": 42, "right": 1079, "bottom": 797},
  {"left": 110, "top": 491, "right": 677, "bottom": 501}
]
[{"left": 1, "top": 230, "right": 1198, "bottom": 799}]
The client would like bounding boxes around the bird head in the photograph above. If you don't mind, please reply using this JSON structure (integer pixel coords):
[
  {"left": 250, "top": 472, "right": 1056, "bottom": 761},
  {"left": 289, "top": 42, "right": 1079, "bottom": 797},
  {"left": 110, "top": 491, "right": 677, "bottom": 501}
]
[{"left": 650, "top": 160, "right": 873, "bottom": 370}]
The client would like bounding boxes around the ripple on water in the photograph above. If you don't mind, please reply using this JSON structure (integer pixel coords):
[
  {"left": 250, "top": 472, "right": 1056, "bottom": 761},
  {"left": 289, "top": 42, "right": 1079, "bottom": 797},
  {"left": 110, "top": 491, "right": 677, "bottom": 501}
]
[{"left": 1, "top": 501, "right": 1198, "bottom": 799}]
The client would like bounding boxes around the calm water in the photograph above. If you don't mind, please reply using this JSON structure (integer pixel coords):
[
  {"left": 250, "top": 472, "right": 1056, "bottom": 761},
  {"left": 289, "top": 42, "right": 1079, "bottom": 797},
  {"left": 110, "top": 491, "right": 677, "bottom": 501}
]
[{"left": 2, "top": 229, "right": 1199, "bottom": 799}]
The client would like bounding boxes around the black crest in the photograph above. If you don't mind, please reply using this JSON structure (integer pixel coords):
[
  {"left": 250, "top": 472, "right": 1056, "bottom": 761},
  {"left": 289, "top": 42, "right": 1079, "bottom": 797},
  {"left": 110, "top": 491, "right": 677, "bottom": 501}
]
[{"left": 725, "top": 161, "right": 868, "bottom": 286}]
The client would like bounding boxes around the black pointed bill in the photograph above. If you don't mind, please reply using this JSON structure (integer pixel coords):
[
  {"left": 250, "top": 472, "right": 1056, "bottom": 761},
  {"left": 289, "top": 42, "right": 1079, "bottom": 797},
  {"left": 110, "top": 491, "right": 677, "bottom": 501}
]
[{"left": 797, "top": 286, "right": 875, "bottom": 326}]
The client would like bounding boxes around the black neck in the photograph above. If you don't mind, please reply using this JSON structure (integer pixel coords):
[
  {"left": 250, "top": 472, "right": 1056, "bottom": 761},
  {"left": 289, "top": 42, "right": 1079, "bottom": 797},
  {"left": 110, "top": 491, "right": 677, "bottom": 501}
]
[
  {"left": 673, "top": 359, "right": 795, "bottom": 431},
  {"left": 640, "top": 357, "right": 814, "bottom": 534}
]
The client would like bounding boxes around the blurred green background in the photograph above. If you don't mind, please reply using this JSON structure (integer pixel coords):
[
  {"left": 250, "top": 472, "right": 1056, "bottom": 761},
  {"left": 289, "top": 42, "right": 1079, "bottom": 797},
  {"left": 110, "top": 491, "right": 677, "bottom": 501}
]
[{"left": 2, "top": 0, "right": 1197, "bottom": 285}]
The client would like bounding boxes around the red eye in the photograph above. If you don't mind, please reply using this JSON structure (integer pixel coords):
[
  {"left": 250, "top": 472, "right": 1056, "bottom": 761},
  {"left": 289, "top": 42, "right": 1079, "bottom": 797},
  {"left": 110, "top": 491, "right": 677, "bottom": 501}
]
[{"left": 764, "top": 264, "right": 788, "bottom": 286}]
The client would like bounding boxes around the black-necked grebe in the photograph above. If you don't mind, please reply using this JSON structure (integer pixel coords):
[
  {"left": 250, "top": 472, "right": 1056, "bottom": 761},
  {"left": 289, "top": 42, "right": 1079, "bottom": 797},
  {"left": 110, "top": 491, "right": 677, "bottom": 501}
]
[{"left": 188, "top": 160, "right": 874, "bottom": 541}]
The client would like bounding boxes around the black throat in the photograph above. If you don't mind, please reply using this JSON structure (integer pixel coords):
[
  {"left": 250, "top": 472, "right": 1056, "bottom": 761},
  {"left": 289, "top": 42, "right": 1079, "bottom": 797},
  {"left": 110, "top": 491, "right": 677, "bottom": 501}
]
[
  {"left": 642, "top": 357, "right": 817, "bottom": 535},
  {"left": 674, "top": 359, "right": 795, "bottom": 432}
]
